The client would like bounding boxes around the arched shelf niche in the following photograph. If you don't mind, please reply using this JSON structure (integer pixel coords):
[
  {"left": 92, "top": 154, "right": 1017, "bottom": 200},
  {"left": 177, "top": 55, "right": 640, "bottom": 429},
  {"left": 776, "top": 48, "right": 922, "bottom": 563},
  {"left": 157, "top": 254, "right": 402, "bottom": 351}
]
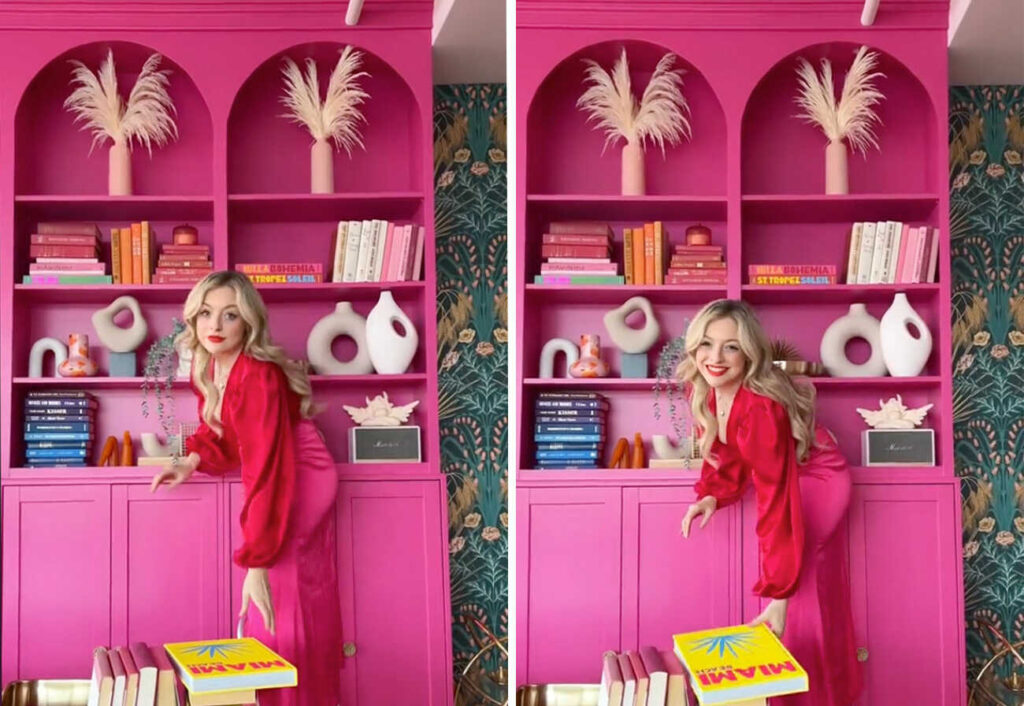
[
  {"left": 741, "top": 42, "right": 937, "bottom": 195},
  {"left": 527, "top": 39, "right": 727, "bottom": 196},
  {"left": 15, "top": 41, "right": 213, "bottom": 196},
  {"left": 227, "top": 42, "right": 422, "bottom": 195}
]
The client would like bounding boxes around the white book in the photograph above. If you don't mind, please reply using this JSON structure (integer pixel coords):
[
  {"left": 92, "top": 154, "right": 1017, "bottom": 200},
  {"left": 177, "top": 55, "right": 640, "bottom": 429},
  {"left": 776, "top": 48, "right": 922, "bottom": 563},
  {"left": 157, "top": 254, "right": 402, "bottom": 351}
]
[
  {"left": 885, "top": 222, "right": 904, "bottom": 284},
  {"left": 342, "top": 220, "right": 362, "bottom": 282},
  {"left": 372, "top": 221, "right": 390, "bottom": 282},
  {"left": 331, "top": 221, "right": 349, "bottom": 283},
  {"left": 846, "top": 222, "right": 863, "bottom": 284},
  {"left": 856, "top": 221, "right": 877, "bottom": 284},
  {"left": 868, "top": 221, "right": 890, "bottom": 283},
  {"left": 355, "top": 219, "right": 376, "bottom": 282}
]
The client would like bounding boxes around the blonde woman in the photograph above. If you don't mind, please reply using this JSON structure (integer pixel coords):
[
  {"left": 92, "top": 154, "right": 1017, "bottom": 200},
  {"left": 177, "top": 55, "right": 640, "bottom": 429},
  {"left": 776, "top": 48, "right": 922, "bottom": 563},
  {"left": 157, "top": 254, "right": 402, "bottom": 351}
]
[
  {"left": 151, "top": 271, "right": 341, "bottom": 706},
  {"left": 678, "top": 299, "right": 860, "bottom": 706}
]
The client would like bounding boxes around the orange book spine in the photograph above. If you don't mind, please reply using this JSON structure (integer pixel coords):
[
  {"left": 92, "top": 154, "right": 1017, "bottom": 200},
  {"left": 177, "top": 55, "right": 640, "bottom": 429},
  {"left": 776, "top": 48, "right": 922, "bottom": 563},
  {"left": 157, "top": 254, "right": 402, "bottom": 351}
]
[
  {"left": 631, "top": 228, "right": 645, "bottom": 285},
  {"left": 623, "top": 228, "right": 634, "bottom": 285},
  {"left": 119, "top": 228, "right": 133, "bottom": 284},
  {"left": 110, "top": 228, "right": 122, "bottom": 285},
  {"left": 141, "top": 221, "right": 152, "bottom": 285},
  {"left": 644, "top": 223, "right": 655, "bottom": 284},
  {"left": 654, "top": 221, "right": 665, "bottom": 285},
  {"left": 131, "top": 223, "right": 143, "bottom": 284}
]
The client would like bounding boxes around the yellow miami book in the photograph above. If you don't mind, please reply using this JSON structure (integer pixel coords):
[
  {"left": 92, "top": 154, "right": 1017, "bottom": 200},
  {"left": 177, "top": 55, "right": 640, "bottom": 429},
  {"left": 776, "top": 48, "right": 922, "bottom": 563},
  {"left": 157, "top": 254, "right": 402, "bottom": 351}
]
[
  {"left": 672, "top": 624, "right": 808, "bottom": 705},
  {"left": 163, "top": 638, "right": 297, "bottom": 694}
]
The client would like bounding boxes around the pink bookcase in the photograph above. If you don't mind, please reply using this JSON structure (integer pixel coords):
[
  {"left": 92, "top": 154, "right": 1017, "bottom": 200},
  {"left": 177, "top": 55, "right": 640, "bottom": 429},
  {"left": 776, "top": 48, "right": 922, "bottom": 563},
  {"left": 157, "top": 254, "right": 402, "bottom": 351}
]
[
  {"left": 515, "top": 2, "right": 965, "bottom": 703},
  {"left": 0, "top": 4, "right": 452, "bottom": 703}
]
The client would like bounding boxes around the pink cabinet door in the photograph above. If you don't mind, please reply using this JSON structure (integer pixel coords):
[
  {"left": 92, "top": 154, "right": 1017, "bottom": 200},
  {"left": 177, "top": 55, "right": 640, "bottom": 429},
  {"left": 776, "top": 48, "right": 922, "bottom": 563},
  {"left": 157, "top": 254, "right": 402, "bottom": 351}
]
[
  {"left": 113, "top": 483, "right": 221, "bottom": 647},
  {"left": 1, "top": 485, "right": 111, "bottom": 684},
  {"left": 848, "top": 483, "right": 963, "bottom": 706},
  {"left": 623, "top": 486, "right": 740, "bottom": 650},
  {"left": 337, "top": 479, "right": 450, "bottom": 706},
  {"left": 519, "top": 486, "right": 622, "bottom": 685}
]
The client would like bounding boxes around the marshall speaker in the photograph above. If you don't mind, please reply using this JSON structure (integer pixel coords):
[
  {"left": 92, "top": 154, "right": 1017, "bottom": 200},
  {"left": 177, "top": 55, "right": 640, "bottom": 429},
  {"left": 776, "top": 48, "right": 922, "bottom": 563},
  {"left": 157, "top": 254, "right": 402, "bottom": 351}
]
[
  {"left": 861, "top": 429, "right": 935, "bottom": 466},
  {"left": 349, "top": 425, "right": 422, "bottom": 463}
]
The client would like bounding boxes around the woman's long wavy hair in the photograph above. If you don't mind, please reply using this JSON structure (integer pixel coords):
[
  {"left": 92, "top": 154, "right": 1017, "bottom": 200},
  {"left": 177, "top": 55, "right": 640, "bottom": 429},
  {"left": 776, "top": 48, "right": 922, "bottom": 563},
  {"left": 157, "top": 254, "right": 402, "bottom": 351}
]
[
  {"left": 677, "top": 299, "right": 818, "bottom": 463},
  {"left": 176, "top": 271, "right": 316, "bottom": 431}
]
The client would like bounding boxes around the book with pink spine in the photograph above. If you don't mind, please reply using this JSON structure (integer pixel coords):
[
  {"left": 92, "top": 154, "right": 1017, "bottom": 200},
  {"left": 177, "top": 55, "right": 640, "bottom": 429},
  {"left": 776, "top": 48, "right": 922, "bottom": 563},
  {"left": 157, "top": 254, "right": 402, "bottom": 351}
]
[
  {"left": 626, "top": 650, "right": 650, "bottom": 706},
  {"left": 149, "top": 644, "right": 181, "bottom": 706},
  {"left": 409, "top": 225, "right": 425, "bottom": 281},
  {"left": 617, "top": 653, "right": 637, "bottom": 706},
  {"left": 660, "top": 649, "right": 691, "bottom": 706},
  {"left": 640, "top": 645, "right": 669, "bottom": 706},
  {"left": 599, "top": 651, "right": 624, "bottom": 706},
  {"left": 87, "top": 646, "right": 114, "bottom": 706},
  {"left": 379, "top": 221, "right": 397, "bottom": 281},
  {"left": 130, "top": 642, "right": 159, "bottom": 706},
  {"left": 107, "top": 648, "right": 126, "bottom": 706},
  {"left": 116, "top": 646, "right": 139, "bottom": 706}
]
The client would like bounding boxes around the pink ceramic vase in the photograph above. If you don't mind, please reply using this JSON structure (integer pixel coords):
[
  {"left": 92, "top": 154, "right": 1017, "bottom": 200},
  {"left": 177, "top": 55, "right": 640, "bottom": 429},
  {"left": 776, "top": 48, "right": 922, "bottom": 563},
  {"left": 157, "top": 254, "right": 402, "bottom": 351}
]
[
  {"left": 569, "top": 333, "right": 610, "bottom": 378},
  {"left": 108, "top": 139, "right": 131, "bottom": 196},
  {"left": 311, "top": 138, "right": 334, "bottom": 194},
  {"left": 57, "top": 333, "right": 99, "bottom": 377}
]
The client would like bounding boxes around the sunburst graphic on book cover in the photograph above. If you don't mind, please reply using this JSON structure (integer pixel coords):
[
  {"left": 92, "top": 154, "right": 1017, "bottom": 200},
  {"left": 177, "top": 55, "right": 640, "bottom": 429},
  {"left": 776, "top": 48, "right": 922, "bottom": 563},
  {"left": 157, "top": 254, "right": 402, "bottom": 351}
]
[
  {"left": 672, "top": 624, "right": 808, "bottom": 706},
  {"left": 163, "top": 638, "right": 297, "bottom": 694}
]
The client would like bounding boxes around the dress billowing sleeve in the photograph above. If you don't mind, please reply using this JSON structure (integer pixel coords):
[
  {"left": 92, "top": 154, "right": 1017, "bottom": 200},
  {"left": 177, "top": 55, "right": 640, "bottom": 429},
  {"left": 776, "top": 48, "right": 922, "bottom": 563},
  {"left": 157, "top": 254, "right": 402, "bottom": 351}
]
[
  {"left": 734, "top": 398, "right": 804, "bottom": 599},
  {"left": 230, "top": 362, "right": 297, "bottom": 569},
  {"left": 694, "top": 440, "right": 748, "bottom": 508},
  {"left": 184, "top": 394, "right": 238, "bottom": 475}
]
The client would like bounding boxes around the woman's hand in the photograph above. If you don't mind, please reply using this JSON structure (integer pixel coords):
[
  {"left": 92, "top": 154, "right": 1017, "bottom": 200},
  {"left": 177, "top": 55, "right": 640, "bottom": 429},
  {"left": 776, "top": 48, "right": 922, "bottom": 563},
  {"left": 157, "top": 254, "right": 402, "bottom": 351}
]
[
  {"left": 748, "top": 598, "right": 788, "bottom": 638},
  {"left": 241, "top": 567, "right": 276, "bottom": 636},
  {"left": 150, "top": 452, "right": 200, "bottom": 493},
  {"left": 680, "top": 495, "right": 718, "bottom": 538}
]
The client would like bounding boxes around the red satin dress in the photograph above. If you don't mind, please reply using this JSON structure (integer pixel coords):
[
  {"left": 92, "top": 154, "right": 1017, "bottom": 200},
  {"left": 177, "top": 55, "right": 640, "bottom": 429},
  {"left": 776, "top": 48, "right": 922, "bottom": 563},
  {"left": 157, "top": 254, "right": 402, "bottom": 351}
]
[
  {"left": 185, "top": 353, "right": 342, "bottom": 706},
  {"left": 694, "top": 385, "right": 862, "bottom": 706}
]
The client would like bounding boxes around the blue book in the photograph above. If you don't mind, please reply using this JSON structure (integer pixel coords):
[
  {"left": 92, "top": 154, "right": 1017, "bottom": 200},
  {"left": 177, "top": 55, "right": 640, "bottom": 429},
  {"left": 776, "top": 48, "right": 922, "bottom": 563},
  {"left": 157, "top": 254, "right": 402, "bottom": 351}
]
[
  {"left": 25, "top": 447, "right": 89, "bottom": 458},
  {"left": 25, "top": 422, "right": 93, "bottom": 433},
  {"left": 534, "top": 459, "right": 600, "bottom": 468},
  {"left": 24, "top": 432, "right": 95, "bottom": 441},
  {"left": 535, "top": 415, "right": 605, "bottom": 425},
  {"left": 535, "top": 442, "right": 603, "bottom": 451},
  {"left": 536, "top": 424, "right": 604, "bottom": 434},
  {"left": 25, "top": 414, "right": 94, "bottom": 423},
  {"left": 534, "top": 400, "right": 608, "bottom": 410},
  {"left": 26, "top": 441, "right": 91, "bottom": 449},
  {"left": 534, "top": 434, "right": 604, "bottom": 443},
  {"left": 535, "top": 450, "right": 601, "bottom": 460},
  {"left": 23, "top": 460, "right": 88, "bottom": 467},
  {"left": 24, "top": 398, "right": 97, "bottom": 409}
]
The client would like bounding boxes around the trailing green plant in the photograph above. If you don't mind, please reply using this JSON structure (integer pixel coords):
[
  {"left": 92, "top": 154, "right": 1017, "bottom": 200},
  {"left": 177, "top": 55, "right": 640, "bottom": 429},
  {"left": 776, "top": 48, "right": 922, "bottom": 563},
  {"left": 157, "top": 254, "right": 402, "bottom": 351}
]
[
  {"left": 652, "top": 329, "right": 692, "bottom": 442},
  {"left": 141, "top": 318, "right": 186, "bottom": 453}
]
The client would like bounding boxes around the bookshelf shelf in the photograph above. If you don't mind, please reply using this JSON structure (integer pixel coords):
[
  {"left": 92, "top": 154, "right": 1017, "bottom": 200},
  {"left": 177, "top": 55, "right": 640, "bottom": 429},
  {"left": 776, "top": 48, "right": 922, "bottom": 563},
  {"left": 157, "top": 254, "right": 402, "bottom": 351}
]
[
  {"left": 526, "top": 194, "right": 728, "bottom": 221},
  {"left": 228, "top": 192, "right": 424, "bottom": 222},
  {"left": 14, "top": 195, "right": 215, "bottom": 221},
  {"left": 13, "top": 377, "right": 188, "bottom": 387},
  {"left": 252, "top": 281, "right": 426, "bottom": 302},
  {"left": 13, "top": 283, "right": 196, "bottom": 303},
  {"left": 741, "top": 193, "right": 940, "bottom": 223}
]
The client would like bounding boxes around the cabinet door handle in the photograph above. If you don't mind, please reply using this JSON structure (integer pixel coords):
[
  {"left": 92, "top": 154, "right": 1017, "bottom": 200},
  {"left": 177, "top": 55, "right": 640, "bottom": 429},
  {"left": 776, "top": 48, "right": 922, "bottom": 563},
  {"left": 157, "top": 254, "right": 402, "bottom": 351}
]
[
  {"left": 857, "top": 647, "right": 869, "bottom": 662},
  {"left": 343, "top": 642, "right": 357, "bottom": 657}
]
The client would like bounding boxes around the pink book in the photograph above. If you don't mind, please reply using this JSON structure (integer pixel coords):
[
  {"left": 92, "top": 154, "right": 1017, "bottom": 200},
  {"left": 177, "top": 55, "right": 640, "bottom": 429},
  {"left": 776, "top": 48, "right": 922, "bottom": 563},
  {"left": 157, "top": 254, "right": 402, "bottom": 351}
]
[
  {"left": 393, "top": 224, "right": 411, "bottom": 282},
  {"left": 897, "top": 226, "right": 919, "bottom": 283},
  {"left": 548, "top": 221, "right": 612, "bottom": 236},
  {"left": 540, "top": 263, "right": 618, "bottom": 273},
  {"left": 88, "top": 646, "right": 114, "bottom": 706},
  {"left": 29, "top": 263, "right": 106, "bottom": 273},
  {"left": 914, "top": 226, "right": 932, "bottom": 283},
  {"left": 639, "top": 645, "right": 668, "bottom": 706},
  {"left": 107, "top": 648, "right": 126, "bottom": 706},
  {"left": 893, "top": 223, "right": 910, "bottom": 283},
  {"left": 660, "top": 650, "right": 691, "bottom": 706},
  {"left": 130, "top": 642, "right": 158, "bottom": 706},
  {"left": 149, "top": 645, "right": 179, "bottom": 706},
  {"left": 601, "top": 652, "right": 624, "bottom": 706},
  {"left": 409, "top": 226, "right": 425, "bottom": 281},
  {"left": 616, "top": 653, "right": 637, "bottom": 706},
  {"left": 379, "top": 222, "right": 396, "bottom": 281},
  {"left": 116, "top": 646, "right": 139, "bottom": 706},
  {"left": 626, "top": 651, "right": 649, "bottom": 706},
  {"left": 926, "top": 227, "right": 941, "bottom": 282}
]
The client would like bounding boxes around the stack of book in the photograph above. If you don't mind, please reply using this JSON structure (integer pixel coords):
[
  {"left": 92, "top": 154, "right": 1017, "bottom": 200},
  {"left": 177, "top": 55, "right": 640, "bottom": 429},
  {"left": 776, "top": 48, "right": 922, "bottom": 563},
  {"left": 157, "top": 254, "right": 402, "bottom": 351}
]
[
  {"left": 535, "top": 221, "right": 622, "bottom": 285},
  {"left": 88, "top": 642, "right": 180, "bottom": 706},
  {"left": 110, "top": 222, "right": 159, "bottom": 284},
  {"left": 23, "top": 222, "right": 110, "bottom": 285},
  {"left": 237, "top": 262, "right": 323, "bottom": 284},
  {"left": 666, "top": 243, "right": 727, "bottom": 285},
  {"left": 533, "top": 391, "right": 608, "bottom": 469},
  {"left": 329, "top": 220, "right": 425, "bottom": 283},
  {"left": 153, "top": 241, "right": 212, "bottom": 285},
  {"left": 747, "top": 264, "right": 836, "bottom": 285},
  {"left": 845, "top": 221, "right": 940, "bottom": 284},
  {"left": 623, "top": 222, "right": 667, "bottom": 286},
  {"left": 23, "top": 390, "right": 96, "bottom": 467},
  {"left": 599, "top": 646, "right": 692, "bottom": 706}
]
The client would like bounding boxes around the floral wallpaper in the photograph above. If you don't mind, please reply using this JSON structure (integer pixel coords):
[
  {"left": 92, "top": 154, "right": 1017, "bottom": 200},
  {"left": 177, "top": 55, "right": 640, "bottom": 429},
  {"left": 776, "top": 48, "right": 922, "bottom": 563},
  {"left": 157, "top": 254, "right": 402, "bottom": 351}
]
[
  {"left": 434, "top": 83, "right": 508, "bottom": 703},
  {"left": 949, "top": 85, "right": 1024, "bottom": 693}
]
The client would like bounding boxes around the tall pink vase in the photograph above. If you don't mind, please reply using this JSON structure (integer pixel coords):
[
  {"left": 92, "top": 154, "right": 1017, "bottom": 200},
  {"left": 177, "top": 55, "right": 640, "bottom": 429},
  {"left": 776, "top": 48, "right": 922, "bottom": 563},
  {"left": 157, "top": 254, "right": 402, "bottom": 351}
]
[
  {"left": 621, "top": 140, "right": 645, "bottom": 196},
  {"left": 311, "top": 138, "right": 334, "bottom": 193},
  {"left": 825, "top": 139, "right": 848, "bottom": 195},
  {"left": 108, "top": 140, "right": 131, "bottom": 196},
  {"left": 57, "top": 333, "right": 99, "bottom": 377}
]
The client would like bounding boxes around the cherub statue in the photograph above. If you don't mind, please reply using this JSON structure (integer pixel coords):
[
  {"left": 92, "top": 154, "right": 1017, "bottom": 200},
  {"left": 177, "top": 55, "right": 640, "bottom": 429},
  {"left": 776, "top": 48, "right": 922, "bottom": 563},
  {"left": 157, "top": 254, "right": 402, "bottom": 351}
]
[
  {"left": 856, "top": 394, "right": 933, "bottom": 429},
  {"left": 343, "top": 392, "right": 419, "bottom": 427}
]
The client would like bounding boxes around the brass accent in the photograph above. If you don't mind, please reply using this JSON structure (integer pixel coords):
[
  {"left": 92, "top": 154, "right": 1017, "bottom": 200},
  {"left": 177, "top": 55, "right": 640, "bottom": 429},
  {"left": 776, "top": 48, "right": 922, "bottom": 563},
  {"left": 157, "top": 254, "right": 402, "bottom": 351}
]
[
  {"left": 343, "top": 642, "right": 357, "bottom": 657},
  {"left": 1, "top": 680, "right": 91, "bottom": 706},
  {"left": 857, "top": 647, "right": 869, "bottom": 662}
]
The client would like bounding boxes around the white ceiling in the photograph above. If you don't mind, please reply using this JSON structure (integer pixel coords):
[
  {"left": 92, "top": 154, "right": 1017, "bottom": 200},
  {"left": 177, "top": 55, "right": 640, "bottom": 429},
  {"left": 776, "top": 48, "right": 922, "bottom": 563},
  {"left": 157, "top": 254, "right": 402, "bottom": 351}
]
[
  {"left": 432, "top": 0, "right": 506, "bottom": 85},
  {"left": 429, "top": 0, "right": 1022, "bottom": 87},
  {"left": 948, "top": 0, "right": 1024, "bottom": 85}
]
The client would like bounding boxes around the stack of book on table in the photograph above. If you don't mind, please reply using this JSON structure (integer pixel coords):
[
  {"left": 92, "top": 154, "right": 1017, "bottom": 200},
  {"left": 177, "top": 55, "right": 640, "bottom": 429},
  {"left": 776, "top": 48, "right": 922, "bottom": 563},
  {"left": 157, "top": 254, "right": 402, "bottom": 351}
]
[
  {"left": 533, "top": 391, "right": 608, "bottom": 469},
  {"left": 535, "top": 221, "right": 622, "bottom": 285},
  {"left": 23, "top": 222, "right": 110, "bottom": 285},
  {"left": 87, "top": 642, "right": 180, "bottom": 706},
  {"left": 163, "top": 637, "right": 297, "bottom": 706},
  {"left": 23, "top": 390, "right": 96, "bottom": 467}
]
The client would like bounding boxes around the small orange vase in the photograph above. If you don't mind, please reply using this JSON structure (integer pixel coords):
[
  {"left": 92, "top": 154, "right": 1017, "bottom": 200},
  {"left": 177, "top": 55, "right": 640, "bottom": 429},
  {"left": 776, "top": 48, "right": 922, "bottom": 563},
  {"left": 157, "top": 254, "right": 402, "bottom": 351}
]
[
  {"left": 57, "top": 333, "right": 99, "bottom": 377},
  {"left": 568, "top": 334, "right": 609, "bottom": 378}
]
